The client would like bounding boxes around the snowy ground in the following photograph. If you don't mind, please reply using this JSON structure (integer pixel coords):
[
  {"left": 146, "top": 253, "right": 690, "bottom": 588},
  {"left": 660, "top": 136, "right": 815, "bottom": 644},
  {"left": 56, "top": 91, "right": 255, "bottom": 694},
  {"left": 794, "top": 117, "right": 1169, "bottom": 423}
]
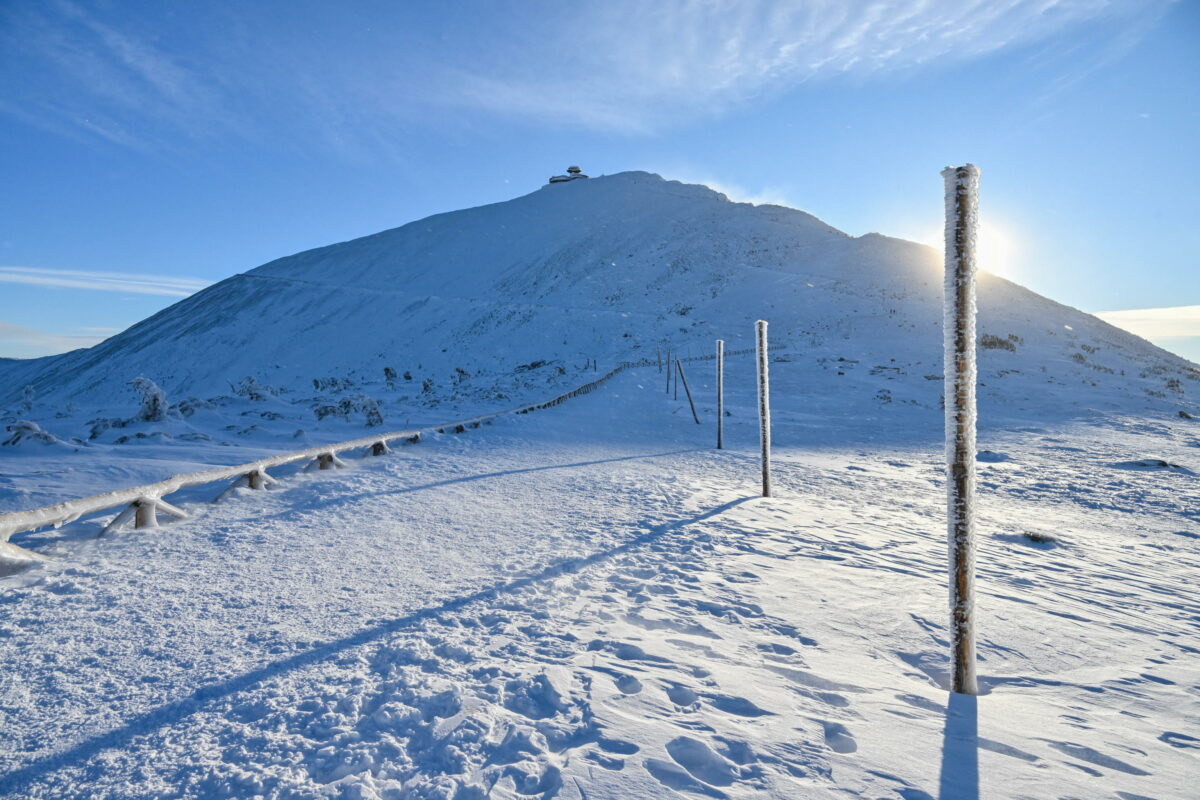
[{"left": 1, "top": 357, "right": 1198, "bottom": 799}]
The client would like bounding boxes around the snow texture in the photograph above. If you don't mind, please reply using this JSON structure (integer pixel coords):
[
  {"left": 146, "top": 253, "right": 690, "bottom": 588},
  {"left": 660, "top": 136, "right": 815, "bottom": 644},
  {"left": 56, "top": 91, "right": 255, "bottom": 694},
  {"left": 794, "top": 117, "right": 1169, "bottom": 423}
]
[{"left": 1, "top": 367, "right": 1197, "bottom": 798}]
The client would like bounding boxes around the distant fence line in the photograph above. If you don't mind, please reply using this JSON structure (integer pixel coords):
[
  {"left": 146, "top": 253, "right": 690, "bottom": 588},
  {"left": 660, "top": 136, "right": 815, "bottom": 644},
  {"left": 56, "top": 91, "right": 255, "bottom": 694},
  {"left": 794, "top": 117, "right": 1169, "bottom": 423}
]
[{"left": 0, "top": 344, "right": 773, "bottom": 554}]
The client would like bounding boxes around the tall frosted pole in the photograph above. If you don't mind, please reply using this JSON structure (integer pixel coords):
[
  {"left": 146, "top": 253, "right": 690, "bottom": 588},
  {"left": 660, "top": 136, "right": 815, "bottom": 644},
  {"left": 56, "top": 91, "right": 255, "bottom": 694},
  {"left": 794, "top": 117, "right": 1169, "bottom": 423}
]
[
  {"left": 716, "top": 339, "right": 725, "bottom": 449},
  {"left": 756, "top": 321, "right": 771, "bottom": 497},
  {"left": 943, "top": 164, "right": 981, "bottom": 696}
]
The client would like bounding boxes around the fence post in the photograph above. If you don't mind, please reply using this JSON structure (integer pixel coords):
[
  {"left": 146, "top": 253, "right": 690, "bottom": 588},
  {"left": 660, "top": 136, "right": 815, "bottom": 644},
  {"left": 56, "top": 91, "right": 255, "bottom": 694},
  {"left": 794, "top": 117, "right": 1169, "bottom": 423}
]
[
  {"left": 676, "top": 360, "right": 701, "bottom": 424},
  {"left": 943, "top": 163, "right": 981, "bottom": 696},
  {"left": 716, "top": 339, "right": 725, "bottom": 449},
  {"left": 665, "top": 350, "right": 672, "bottom": 394},
  {"left": 134, "top": 499, "right": 158, "bottom": 529},
  {"left": 756, "top": 320, "right": 771, "bottom": 497}
]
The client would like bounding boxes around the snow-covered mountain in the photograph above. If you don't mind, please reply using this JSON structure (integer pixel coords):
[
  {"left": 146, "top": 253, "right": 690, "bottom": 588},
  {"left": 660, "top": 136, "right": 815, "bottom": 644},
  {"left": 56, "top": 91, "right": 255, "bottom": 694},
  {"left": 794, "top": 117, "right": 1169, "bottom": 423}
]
[
  {"left": 3, "top": 171, "right": 1195, "bottom": 415},
  {"left": 3, "top": 173, "right": 1198, "bottom": 798}
]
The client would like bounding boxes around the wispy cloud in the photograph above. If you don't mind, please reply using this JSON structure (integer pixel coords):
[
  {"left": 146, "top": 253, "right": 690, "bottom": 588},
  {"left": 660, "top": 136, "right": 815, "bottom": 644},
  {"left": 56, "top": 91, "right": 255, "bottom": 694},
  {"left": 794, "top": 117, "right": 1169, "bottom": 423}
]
[
  {"left": 441, "top": 0, "right": 1171, "bottom": 131},
  {"left": 0, "top": 321, "right": 110, "bottom": 359},
  {"left": 1095, "top": 305, "right": 1200, "bottom": 339},
  {"left": 0, "top": 266, "right": 211, "bottom": 297},
  {"left": 1095, "top": 304, "right": 1200, "bottom": 364},
  {"left": 0, "top": 0, "right": 1171, "bottom": 150}
]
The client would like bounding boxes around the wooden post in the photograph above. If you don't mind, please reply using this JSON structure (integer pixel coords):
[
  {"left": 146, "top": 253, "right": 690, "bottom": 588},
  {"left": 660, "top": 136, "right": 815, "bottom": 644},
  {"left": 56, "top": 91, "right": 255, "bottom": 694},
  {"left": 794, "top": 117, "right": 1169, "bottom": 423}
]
[
  {"left": 657, "top": 347, "right": 662, "bottom": 373},
  {"left": 756, "top": 320, "right": 771, "bottom": 498},
  {"left": 676, "top": 360, "right": 701, "bottom": 424},
  {"left": 943, "top": 163, "right": 981, "bottom": 696},
  {"left": 665, "top": 350, "right": 672, "bottom": 394},
  {"left": 716, "top": 339, "right": 725, "bottom": 449},
  {"left": 134, "top": 499, "right": 158, "bottom": 529}
]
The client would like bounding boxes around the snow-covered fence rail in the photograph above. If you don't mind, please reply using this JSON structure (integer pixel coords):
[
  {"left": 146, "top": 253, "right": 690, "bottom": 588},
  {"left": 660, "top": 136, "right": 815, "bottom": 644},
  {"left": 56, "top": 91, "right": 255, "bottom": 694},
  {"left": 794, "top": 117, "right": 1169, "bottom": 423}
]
[
  {"left": 0, "top": 358, "right": 658, "bottom": 550},
  {"left": 0, "top": 340, "right": 771, "bottom": 557}
]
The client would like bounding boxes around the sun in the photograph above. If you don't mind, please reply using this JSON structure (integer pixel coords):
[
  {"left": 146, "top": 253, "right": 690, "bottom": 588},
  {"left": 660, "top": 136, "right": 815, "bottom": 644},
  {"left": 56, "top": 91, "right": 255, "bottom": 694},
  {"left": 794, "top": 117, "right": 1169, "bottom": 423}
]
[
  {"left": 919, "top": 218, "right": 1022, "bottom": 281},
  {"left": 975, "top": 219, "right": 1019, "bottom": 280}
]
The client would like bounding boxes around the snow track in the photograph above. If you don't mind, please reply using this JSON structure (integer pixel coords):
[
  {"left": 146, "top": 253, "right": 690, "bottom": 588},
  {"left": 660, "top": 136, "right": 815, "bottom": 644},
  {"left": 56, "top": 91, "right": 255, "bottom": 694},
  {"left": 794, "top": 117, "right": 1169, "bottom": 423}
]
[{"left": 1, "top": 369, "right": 1197, "bottom": 798}]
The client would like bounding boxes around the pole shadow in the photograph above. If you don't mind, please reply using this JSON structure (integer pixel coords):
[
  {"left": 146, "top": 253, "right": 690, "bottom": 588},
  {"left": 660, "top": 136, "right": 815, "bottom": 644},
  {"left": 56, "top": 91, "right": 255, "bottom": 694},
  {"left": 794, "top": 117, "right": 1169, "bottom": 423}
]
[
  {"left": 238, "top": 448, "right": 703, "bottom": 526},
  {"left": 0, "top": 496, "right": 750, "bottom": 794},
  {"left": 937, "top": 691, "right": 979, "bottom": 800}
]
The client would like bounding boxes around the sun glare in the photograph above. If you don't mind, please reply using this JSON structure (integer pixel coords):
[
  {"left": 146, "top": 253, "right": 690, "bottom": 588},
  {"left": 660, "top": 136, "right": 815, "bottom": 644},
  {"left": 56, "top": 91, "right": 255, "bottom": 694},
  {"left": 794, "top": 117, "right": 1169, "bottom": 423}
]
[
  {"left": 976, "top": 220, "right": 1019, "bottom": 280},
  {"left": 920, "top": 218, "right": 1021, "bottom": 281}
]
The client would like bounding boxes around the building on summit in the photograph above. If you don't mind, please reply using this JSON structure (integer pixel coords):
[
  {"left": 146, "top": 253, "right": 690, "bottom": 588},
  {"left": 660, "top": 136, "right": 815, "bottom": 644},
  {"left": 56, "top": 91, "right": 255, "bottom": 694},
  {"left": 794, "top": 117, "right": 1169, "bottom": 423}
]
[{"left": 548, "top": 165, "right": 588, "bottom": 184}]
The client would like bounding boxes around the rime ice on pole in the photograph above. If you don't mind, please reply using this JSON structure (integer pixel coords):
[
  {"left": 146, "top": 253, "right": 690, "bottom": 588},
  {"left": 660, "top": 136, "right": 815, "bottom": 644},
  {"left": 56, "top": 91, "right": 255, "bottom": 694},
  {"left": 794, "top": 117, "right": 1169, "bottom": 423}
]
[
  {"left": 756, "top": 320, "right": 771, "bottom": 498},
  {"left": 942, "top": 164, "right": 980, "bottom": 696}
]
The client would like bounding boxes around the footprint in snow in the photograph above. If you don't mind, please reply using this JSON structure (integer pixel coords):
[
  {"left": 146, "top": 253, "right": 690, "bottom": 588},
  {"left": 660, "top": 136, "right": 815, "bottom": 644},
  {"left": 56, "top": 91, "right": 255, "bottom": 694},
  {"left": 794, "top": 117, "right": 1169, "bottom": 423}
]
[
  {"left": 708, "top": 694, "right": 773, "bottom": 717},
  {"left": 820, "top": 720, "right": 857, "bottom": 754},
  {"left": 666, "top": 736, "right": 745, "bottom": 787},
  {"left": 643, "top": 758, "right": 729, "bottom": 799},
  {"left": 615, "top": 674, "right": 643, "bottom": 695},
  {"left": 665, "top": 684, "right": 699, "bottom": 707}
]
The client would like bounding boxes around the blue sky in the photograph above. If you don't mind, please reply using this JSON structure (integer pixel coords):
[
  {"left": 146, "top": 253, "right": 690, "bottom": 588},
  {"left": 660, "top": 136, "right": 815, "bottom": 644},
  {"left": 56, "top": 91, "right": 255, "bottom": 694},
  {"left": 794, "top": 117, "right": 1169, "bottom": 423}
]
[{"left": 2, "top": 0, "right": 1197, "bottom": 360}]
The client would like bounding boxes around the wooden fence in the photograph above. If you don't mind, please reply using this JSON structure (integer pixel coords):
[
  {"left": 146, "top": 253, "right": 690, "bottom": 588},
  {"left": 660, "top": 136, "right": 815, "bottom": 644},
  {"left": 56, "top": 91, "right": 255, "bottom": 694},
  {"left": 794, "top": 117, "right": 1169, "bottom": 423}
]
[{"left": 0, "top": 342, "right": 780, "bottom": 564}]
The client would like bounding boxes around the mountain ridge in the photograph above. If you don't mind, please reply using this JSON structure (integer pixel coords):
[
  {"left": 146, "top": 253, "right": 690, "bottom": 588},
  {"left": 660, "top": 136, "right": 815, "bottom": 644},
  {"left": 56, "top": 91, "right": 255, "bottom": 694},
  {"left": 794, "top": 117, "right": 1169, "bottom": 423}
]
[{"left": 1, "top": 171, "right": 1195, "bottom": 424}]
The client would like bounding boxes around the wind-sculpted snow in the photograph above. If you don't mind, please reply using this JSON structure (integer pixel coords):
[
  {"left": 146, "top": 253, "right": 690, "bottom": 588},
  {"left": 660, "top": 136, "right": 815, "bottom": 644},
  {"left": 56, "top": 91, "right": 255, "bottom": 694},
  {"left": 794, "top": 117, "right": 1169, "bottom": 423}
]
[{"left": 1, "top": 368, "right": 1196, "bottom": 798}]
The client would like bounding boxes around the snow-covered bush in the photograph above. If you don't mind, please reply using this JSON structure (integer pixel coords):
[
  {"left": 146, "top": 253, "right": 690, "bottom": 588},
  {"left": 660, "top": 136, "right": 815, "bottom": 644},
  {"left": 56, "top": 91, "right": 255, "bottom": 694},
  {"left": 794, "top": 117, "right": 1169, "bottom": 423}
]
[
  {"left": 3, "top": 420, "right": 68, "bottom": 447},
  {"left": 231, "top": 375, "right": 275, "bottom": 401},
  {"left": 129, "top": 377, "right": 168, "bottom": 422},
  {"left": 172, "top": 397, "right": 215, "bottom": 418},
  {"left": 312, "top": 394, "right": 384, "bottom": 426},
  {"left": 979, "top": 333, "right": 1018, "bottom": 352}
]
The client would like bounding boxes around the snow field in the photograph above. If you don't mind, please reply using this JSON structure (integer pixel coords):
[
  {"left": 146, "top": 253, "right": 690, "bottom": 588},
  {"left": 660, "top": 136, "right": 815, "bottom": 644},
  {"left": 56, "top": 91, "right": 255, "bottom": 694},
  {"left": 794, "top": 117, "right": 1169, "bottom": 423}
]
[{"left": 2, "top": 359, "right": 1197, "bottom": 798}]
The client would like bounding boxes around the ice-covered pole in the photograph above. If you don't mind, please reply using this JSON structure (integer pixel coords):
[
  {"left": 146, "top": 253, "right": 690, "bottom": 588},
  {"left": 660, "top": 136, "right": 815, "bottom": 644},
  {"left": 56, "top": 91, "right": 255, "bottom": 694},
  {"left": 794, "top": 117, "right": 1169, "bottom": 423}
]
[
  {"left": 716, "top": 339, "right": 725, "bottom": 449},
  {"left": 756, "top": 320, "right": 771, "bottom": 497},
  {"left": 676, "top": 360, "right": 701, "bottom": 424},
  {"left": 943, "top": 164, "right": 981, "bottom": 696}
]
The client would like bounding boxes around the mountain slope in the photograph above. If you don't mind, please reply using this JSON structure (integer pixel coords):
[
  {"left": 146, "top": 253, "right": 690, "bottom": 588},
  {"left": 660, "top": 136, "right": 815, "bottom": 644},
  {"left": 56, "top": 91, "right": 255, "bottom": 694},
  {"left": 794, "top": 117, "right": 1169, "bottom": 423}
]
[{"left": 2, "top": 171, "right": 1196, "bottom": 424}]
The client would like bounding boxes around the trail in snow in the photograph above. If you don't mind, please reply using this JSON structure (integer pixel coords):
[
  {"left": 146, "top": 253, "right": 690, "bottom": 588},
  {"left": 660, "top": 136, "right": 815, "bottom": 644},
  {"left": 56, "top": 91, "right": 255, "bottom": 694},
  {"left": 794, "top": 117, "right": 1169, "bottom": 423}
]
[{"left": 2, "top": 361, "right": 1197, "bottom": 799}]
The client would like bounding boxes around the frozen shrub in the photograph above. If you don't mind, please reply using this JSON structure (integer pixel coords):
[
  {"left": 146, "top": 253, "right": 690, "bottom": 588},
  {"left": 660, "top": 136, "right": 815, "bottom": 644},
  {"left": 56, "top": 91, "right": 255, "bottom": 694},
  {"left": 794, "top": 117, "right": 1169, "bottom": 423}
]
[
  {"left": 979, "top": 334, "right": 1016, "bottom": 352},
  {"left": 3, "top": 420, "right": 61, "bottom": 447},
  {"left": 129, "top": 377, "right": 167, "bottom": 422},
  {"left": 232, "top": 376, "right": 274, "bottom": 401},
  {"left": 313, "top": 394, "right": 383, "bottom": 426},
  {"left": 352, "top": 395, "right": 384, "bottom": 427},
  {"left": 173, "top": 397, "right": 215, "bottom": 418}
]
